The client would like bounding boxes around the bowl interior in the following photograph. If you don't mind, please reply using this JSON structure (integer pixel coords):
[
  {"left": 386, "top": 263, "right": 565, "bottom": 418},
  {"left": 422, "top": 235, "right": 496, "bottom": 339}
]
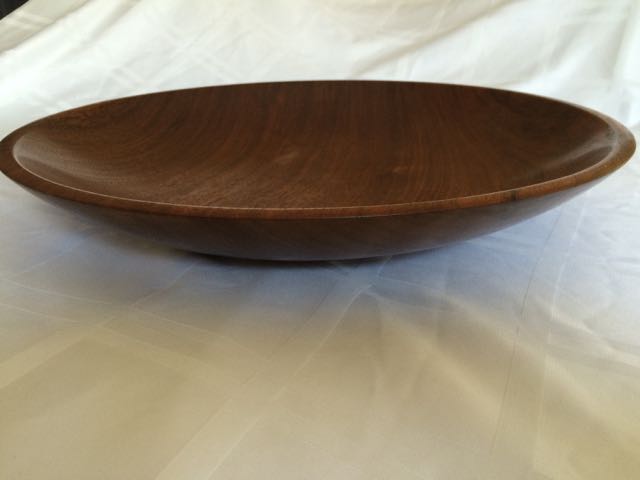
[{"left": 10, "top": 81, "right": 616, "bottom": 209}]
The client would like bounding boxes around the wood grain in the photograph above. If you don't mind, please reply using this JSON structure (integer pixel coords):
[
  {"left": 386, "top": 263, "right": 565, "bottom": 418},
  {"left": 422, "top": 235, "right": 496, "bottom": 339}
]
[{"left": 0, "top": 81, "right": 635, "bottom": 260}]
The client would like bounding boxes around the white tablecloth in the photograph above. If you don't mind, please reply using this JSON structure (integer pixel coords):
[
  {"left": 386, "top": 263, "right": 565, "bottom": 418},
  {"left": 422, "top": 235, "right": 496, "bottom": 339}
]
[{"left": 1, "top": 1, "right": 639, "bottom": 479}]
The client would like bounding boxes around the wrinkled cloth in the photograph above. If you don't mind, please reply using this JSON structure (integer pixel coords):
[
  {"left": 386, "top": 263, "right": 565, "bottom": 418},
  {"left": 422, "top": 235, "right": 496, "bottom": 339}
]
[{"left": 0, "top": 1, "right": 639, "bottom": 479}]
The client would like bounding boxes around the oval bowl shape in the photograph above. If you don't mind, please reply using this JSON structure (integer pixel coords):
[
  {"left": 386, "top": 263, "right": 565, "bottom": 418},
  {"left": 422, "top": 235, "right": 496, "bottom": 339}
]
[{"left": 0, "top": 81, "right": 635, "bottom": 260}]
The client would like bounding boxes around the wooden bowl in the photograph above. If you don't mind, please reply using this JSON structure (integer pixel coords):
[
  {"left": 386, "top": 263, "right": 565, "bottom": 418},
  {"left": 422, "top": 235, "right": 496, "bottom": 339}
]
[{"left": 0, "top": 81, "right": 635, "bottom": 260}]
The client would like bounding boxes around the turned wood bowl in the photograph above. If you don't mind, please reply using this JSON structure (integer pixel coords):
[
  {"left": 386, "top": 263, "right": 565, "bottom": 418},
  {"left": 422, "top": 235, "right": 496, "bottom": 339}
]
[{"left": 0, "top": 81, "right": 635, "bottom": 260}]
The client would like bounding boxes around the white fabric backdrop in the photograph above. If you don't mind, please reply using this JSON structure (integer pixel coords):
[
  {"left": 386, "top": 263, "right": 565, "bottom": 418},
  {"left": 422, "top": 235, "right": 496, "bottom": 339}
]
[{"left": 0, "top": 1, "right": 639, "bottom": 479}]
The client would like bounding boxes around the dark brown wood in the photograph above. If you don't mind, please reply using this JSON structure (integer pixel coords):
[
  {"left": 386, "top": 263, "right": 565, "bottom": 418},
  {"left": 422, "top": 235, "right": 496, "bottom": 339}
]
[{"left": 0, "top": 81, "right": 635, "bottom": 260}]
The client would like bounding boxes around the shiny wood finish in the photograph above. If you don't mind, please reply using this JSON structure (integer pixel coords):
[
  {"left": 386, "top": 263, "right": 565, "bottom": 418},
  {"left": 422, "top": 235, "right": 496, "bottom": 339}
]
[{"left": 0, "top": 81, "right": 635, "bottom": 260}]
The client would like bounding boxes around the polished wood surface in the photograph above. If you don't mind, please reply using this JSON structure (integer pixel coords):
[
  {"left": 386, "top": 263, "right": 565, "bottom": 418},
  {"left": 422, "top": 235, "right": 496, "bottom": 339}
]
[{"left": 0, "top": 81, "right": 635, "bottom": 260}]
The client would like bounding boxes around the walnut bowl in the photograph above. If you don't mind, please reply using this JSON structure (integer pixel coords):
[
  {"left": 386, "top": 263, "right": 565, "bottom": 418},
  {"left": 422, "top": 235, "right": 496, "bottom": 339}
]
[{"left": 0, "top": 81, "right": 635, "bottom": 260}]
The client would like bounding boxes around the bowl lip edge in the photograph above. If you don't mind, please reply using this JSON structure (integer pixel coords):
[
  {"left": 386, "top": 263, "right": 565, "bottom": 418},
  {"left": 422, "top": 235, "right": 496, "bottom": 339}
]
[{"left": 0, "top": 80, "right": 636, "bottom": 220}]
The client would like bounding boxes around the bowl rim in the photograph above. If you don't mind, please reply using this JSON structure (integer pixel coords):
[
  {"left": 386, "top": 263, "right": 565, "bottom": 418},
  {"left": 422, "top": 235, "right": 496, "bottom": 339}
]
[{"left": 0, "top": 80, "right": 636, "bottom": 220}]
